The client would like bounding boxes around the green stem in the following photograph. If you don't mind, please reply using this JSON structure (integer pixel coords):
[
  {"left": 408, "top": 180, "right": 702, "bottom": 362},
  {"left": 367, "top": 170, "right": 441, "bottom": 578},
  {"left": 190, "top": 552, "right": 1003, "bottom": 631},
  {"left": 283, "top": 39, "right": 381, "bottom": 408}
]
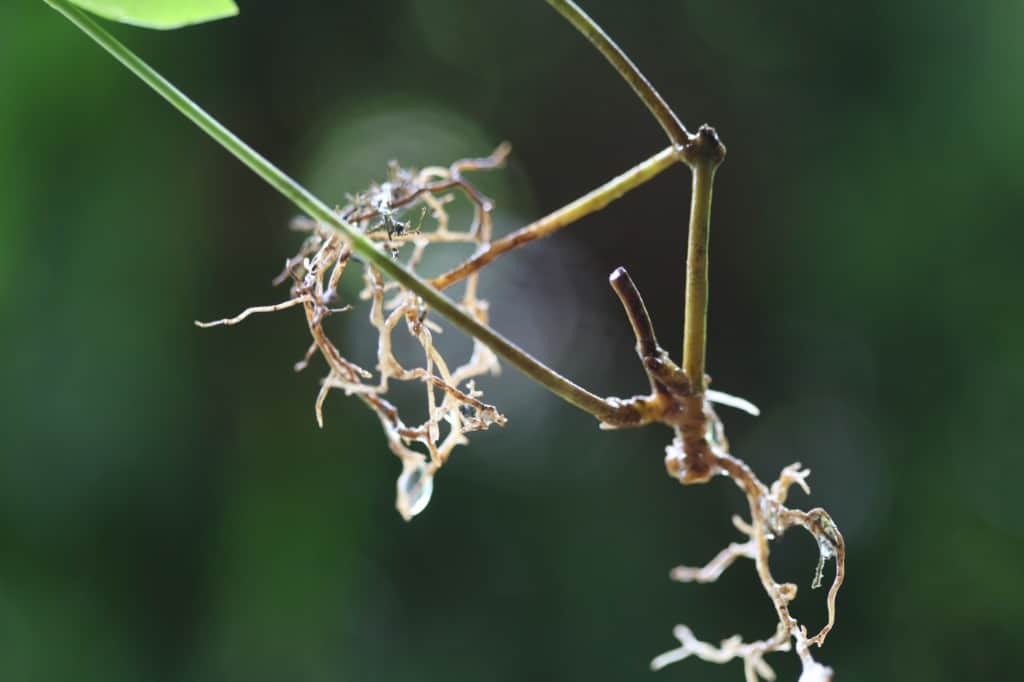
[
  {"left": 44, "top": 0, "right": 620, "bottom": 421},
  {"left": 680, "top": 128, "right": 725, "bottom": 391},
  {"left": 545, "top": 0, "right": 691, "bottom": 148},
  {"left": 545, "top": 0, "right": 726, "bottom": 389},
  {"left": 432, "top": 145, "right": 679, "bottom": 290}
]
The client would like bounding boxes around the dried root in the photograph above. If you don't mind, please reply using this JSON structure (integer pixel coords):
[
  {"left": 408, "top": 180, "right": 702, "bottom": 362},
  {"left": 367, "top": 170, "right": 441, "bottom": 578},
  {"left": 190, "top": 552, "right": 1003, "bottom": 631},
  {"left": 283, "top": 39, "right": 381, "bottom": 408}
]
[
  {"left": 606, "top": 268, "right": 845, "bottom": 680},
  {"left": 655, "top": 410, "right": 846, "bottom": 681},
  {"left": 198, "top": 145, "right": 512, "bottom": 519}
]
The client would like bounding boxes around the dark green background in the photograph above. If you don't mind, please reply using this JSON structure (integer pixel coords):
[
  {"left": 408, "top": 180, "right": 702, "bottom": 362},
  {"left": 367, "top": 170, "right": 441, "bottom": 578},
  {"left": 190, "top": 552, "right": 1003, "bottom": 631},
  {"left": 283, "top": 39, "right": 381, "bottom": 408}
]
[{"left": 2, "top": 1, "right": 1022, "bottom": 680}]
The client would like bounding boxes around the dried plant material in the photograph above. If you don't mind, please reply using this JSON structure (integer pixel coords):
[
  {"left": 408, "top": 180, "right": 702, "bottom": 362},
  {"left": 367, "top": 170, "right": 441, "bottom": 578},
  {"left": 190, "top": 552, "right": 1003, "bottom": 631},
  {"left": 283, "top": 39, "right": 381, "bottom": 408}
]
[
  {"left": 706, "top": 388, "right": 761, "bottom": 416},
  {"left": 650, "top": 624, "right": 786, "bottom": 681},
  {"left": 198, "top": 146, "right": 512, "bottom": 519},
  {"left": 607, "top": 268, "right": 844, "bottom": 681},
  {"left": 655, "top": 420, "right": 845, "bottom": 681}
]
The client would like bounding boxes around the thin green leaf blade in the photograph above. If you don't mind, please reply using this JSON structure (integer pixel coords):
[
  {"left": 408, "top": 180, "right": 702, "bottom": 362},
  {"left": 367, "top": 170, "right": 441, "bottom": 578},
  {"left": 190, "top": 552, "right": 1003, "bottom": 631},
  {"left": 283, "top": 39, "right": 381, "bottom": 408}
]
[{"left": 66, "top": 0, "right": 238, "bottom": 29}]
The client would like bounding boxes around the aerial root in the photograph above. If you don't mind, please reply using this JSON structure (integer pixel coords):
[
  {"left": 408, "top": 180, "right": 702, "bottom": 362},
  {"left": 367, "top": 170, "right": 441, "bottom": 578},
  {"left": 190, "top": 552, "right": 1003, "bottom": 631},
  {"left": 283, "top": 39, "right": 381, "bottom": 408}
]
[
  {"left": 198, "top": 149, "right": 510, "bottom": 519},
  {"left": 194, "top": 296, "right": 312, "bottom": 327},
  {"left": 670, "top": 539, "right": 756, "bottom": 583},
  {"left": 657, "top": 445, "right": 845, "bottom": 681},
  {"left": 651, "top": 624, "right": 783, "bottom": 681}
]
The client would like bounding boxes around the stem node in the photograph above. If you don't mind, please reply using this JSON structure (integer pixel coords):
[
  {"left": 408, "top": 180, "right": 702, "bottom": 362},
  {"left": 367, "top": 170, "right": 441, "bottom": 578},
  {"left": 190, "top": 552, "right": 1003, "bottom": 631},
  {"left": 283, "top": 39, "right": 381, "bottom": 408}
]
[{"left": 681, "top": 124, "right": 727, "bottom": 170}]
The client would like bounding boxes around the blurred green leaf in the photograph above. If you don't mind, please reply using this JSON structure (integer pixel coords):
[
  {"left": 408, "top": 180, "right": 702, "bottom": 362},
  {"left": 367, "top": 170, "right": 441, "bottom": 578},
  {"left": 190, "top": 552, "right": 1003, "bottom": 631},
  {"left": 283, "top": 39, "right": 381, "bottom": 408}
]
[{"left": 67, "top": 0, "right": 238, "bottom": 29}]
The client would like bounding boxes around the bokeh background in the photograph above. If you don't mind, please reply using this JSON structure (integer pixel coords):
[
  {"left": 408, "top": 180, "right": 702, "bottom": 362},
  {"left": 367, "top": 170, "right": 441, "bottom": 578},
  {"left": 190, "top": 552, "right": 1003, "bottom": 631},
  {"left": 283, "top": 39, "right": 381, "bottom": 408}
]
[{"left": 2, "top": 1, "right": 1023, "bottom": 680}]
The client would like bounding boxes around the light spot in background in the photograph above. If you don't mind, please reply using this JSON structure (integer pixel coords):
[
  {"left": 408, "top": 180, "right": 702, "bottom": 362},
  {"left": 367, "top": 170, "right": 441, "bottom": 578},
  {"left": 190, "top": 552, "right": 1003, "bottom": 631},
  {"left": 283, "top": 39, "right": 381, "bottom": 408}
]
[{"left": 302, "top": 98, "right": 507, "bottom": 199}]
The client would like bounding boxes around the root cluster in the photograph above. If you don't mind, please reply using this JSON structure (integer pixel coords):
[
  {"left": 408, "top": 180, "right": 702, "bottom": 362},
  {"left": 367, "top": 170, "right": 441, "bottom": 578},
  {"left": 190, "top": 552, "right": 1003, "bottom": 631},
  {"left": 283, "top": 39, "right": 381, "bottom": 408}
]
[
  {"left": 653, "top": 447, "right": 845, "bottom": 682},
  {"left": 198, "top": 146, "right": 512, "bottom": 519}
]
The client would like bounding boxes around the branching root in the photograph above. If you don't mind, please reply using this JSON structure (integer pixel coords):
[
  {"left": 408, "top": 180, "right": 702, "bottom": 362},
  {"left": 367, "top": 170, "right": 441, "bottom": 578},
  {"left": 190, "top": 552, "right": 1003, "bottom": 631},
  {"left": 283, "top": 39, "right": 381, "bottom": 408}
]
[
  {"left": 607, "top": 267, "right": 845, "bottom": 680},
  {"left": 655, "top": 435, "right": 846, "bottom": 681},
  {"left": 197, "top": 146, "right": 512, "bottom": 519}
]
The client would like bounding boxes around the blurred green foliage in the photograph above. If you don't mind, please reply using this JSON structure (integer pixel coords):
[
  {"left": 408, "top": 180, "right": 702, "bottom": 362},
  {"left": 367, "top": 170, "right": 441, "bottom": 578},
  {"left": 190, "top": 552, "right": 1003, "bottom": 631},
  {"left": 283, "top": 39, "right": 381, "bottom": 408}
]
[{"left": 2, "top": 1, "right": 1022, "bottom": 680}]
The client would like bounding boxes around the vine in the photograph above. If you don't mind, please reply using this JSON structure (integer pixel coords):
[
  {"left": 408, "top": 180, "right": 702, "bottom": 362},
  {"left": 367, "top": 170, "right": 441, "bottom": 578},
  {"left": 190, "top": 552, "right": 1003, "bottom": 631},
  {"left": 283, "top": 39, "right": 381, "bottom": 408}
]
[{"left": 44, "top": 0, "right": 847, "bottom": 679}]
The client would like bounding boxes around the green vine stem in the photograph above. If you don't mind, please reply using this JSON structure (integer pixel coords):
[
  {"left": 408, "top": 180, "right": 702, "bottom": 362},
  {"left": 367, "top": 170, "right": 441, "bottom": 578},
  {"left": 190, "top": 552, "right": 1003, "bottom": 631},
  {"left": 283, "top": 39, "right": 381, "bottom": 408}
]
[
  {"left": 546, "top": 0, "right": 725, "bottom": 396},
  {"left": 681, "top": 127, "right": 726, "bottom": 393},
  {"left": 43, "top": 0, "right": 623, "bottom": 422},
  {"left": 545, "top": 0, "right": 690, "bottom": 149},
  {"left": 431, "top": 145, "right": 678, "bottom": 290}
]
